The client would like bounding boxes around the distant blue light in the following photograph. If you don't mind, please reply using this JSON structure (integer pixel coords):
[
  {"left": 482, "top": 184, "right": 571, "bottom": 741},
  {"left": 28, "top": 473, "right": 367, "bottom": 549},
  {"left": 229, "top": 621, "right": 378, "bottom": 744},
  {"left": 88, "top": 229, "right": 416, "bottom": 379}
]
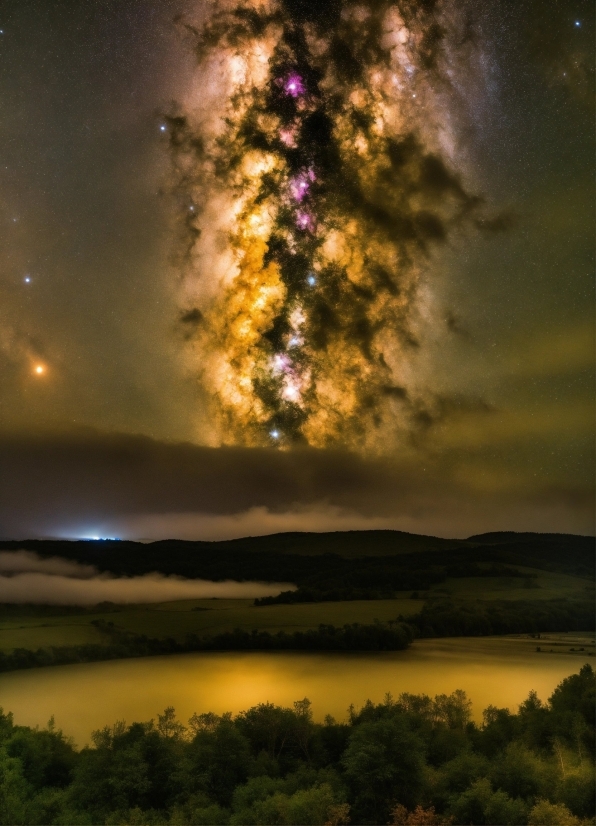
[
  {"left": 270, "top": 429, "right": 280, "bottom": 439},
  {"left": 160, "top": 124, "right": 167, "bottom": 132},
  {"left": 307, "top": 274, "right": 316, "bottom": 286},
  {"left": 24, "top": 276, "right": 31, "bottom": 283},
  {"left": 575, "top": 20, "right": 581, "bottom": 26}
]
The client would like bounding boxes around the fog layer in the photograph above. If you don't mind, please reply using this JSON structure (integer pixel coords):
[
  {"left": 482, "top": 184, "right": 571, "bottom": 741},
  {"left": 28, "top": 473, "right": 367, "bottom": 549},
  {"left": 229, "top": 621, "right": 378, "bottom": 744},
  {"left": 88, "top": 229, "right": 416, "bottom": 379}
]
[{"left": 0, "top": 551, "right": 294, "bottom": 605}]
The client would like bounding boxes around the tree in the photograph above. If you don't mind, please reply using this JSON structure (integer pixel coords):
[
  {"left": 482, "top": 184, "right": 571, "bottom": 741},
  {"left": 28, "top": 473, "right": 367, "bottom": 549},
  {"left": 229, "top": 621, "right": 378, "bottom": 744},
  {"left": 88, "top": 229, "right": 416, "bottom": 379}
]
[
  {"left": 528, "top": 799, "right": 581, "bottom": 826},
  {"left": 390, "top": 803, "right": 453, "bottom": 825},
  {"left": 0, "top": 746, "right": 33, "bottom": 825},
  {"left": 549, "top": 665, "right": 595, "bottom": 757},
  {"left": 556, "top": 761, "right": 596, "bottom": 819},
  {"left": 293, "top": 699, "right": 315, "bottom": 760},
  {"left": 231, "top": 782, "right": 346, "bottom": 826},
  {"left": 432, "top": 691, "right": 472, "bottom": 730},
  {"left": 476, "top": 706, "right": 518, "bottom": 756},
  {"left": 517, "top": 690, "right": 553, "bottom": 751},
  {"left": 448, "top": 777, "right": 528, "bottom": 826},
  {"left": 5, "top": 725, "right": 76, "bottom": 789},
  {"left": 489, "top": 742, "right": 543, "bottom": 800},
  {"left": 156, "top": 707, "right": 186, "bottom": 740},
  {"left": 435, "top": 751, "right": 490, "bottom": 797},
  {"left": 68, "top": 740, "right": 151, "bottom": 819},
  {"left": 186, "top": 716, "right": 251, "bottom": 806},
  {"left": 342, "top": 715, "right": 425, "bottom": 822},
  {"left": 236, "top": 703, "right": 296, "bottom": 759}
]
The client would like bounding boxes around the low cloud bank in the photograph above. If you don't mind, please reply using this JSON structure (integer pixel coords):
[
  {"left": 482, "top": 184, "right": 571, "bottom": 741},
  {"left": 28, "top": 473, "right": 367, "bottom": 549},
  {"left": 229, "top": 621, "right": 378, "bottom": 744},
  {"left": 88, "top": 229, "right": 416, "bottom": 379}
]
[
  {"left": 0, "top": 550, "right": 97, "bottom": 578},
  {"left": 0, "top": 429, "right": 592, "bottom": 539},
  {"left": 73, "top": 503, "right": 594, "bottom": 543},
  {"left": 0, "top": 551, "right": 294, "bottom": 605}
]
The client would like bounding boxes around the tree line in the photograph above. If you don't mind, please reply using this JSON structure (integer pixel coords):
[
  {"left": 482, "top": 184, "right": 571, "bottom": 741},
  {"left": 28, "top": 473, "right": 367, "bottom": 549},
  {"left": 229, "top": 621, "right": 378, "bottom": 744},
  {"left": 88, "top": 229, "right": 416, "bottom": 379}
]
[
  {"left": 405, "top": 599, "right": 595, "bottom": 639},
  {"left": 254, "top": 566, "right": 537, "bottom": 606},
  {"left": 0, "top": 621, "right": 414, "bottom": 675},
  {"left": 0, "top": 597, "right": 592, "bottom": 675},
  {"left": 0, "top": 666, "right": 593, "bottom": 825}
]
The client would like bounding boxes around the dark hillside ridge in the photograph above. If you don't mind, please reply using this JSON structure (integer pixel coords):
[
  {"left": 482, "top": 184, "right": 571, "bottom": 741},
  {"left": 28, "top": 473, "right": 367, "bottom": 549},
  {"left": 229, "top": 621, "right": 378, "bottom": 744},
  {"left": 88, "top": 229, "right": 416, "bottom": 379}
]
[
  {"left": 0, "top": 531, "right": 592, "bottom": 585},
  {"left": 1, "top": 529, "right": 591, "bottom": 559},
  {"left": 0, "top": 529, "right": 466, "bottom": 558},
  {"left": 467, "top": 531, "right": 594, "bottom": 544}
]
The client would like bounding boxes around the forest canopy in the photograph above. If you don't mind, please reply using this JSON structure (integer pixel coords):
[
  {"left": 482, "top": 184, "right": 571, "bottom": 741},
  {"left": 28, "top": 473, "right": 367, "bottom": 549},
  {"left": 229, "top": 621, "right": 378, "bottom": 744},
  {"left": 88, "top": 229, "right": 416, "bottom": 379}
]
[{"left": 0, "top": 666, "right": 593, "bottom": 825}]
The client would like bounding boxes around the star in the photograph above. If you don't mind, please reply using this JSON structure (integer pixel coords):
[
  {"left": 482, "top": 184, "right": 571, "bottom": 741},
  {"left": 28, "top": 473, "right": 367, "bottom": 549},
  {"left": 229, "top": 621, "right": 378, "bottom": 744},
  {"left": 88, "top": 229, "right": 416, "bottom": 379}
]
[
  {"left": 34, "top": 364, "right": 46, "bottom": 375},
  {"left": 24, "top": 276, "right": 31, "bottom": 284},
  {"left": 575, "top": 20, "right": 581, "bottom": 27},
  {"left": 270, "top": 429, "right": 280, "bottom": 439}
]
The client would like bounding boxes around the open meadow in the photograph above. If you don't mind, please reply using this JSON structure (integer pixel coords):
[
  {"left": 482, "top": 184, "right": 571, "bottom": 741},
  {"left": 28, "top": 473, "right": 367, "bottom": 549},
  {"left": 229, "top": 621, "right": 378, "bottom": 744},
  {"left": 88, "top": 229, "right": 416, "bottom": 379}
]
[
  {"left": 0, "top": 598, "right": 421, "bottom": 652},
  {"left": 0, "top": 563, "right": 592, "bottom": 654}
]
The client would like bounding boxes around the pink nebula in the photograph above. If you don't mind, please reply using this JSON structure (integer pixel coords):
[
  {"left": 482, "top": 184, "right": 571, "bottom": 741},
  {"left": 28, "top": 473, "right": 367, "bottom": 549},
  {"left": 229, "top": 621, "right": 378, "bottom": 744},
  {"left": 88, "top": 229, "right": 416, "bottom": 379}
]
[
  {"left": 289, "top": 168, "right": 316, "bottom": 202},
  {"left": 296, "top": 210, "right": 316, "bottom": 233},
  {"left": 283, "top": 73, "right": 305, "bottom": 98},
  {"left": 279, "top": 127, "right": 298, "bottom": 147}
]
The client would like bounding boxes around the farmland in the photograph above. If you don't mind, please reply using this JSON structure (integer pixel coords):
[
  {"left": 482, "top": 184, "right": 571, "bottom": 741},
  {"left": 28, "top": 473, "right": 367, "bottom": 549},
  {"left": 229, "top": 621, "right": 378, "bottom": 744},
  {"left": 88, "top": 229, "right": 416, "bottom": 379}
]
[{"left": 0, "top": 563, "right": 592, "bottom": 654}]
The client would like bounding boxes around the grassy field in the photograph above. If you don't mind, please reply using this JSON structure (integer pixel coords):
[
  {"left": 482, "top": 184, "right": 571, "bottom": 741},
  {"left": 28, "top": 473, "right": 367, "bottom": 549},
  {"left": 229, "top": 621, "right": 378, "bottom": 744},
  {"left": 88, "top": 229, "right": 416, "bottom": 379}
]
[
  {"left": 0, "top": 622, "right": 105, "bottom": 652},
  {"left": 0, "top": 564, "right": 592, "bottom": 654},
  {"left": 0, "top": 598, "right": 421, "bottom": 652},
  {"left": 427, "top": 567, "right": 593, "bottom": 602}
]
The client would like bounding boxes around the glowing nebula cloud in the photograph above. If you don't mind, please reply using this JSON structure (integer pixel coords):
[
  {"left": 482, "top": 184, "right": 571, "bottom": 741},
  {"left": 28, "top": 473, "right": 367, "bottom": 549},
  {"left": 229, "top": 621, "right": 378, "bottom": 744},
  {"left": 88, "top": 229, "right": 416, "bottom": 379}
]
[{"left": 170, "top": 0, "right": 496, "bottom": 448}]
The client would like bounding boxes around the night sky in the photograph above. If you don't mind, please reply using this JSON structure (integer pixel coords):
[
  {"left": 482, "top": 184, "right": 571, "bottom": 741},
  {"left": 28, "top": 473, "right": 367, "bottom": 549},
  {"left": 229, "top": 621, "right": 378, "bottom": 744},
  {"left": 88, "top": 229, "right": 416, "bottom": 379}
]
[{"left": 0, "top": 0, "right": 593, "bottom": 540}]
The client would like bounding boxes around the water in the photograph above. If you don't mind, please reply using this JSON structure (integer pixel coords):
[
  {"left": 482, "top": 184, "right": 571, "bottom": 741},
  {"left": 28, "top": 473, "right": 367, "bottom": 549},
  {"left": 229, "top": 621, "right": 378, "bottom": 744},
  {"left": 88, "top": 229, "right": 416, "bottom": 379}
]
[{"left": 0, "top": 635, "right": 592, "bottom": 746}]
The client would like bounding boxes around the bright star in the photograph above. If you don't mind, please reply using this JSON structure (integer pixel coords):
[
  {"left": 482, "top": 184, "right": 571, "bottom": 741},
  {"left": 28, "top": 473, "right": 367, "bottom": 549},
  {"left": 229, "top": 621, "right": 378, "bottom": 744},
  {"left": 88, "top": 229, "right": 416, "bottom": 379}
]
[
  {"left": 34, "top": 364, "right": 45, "bottom": 375},
  {"left": 160, "top": 124, "right": 167, "bottom": 132},
  {"left": 575, "top": 20, "right": 581, "bottom": 26},
  {"left": 270, "top": 429, "right": 280, "bottom": 439},
  {"left": 307, "top": 274, "right": 316, "bottom": 286},
  {"left": 24, "top": 276, "right": 31, "bottom": 283}
]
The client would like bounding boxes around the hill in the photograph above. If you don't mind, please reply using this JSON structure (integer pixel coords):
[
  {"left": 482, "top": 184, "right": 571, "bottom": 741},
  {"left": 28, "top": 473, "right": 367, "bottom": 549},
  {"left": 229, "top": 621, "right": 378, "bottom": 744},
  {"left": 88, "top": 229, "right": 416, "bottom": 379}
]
[{"left": 0, "top": 530, "right": 592, "bottom": 583}]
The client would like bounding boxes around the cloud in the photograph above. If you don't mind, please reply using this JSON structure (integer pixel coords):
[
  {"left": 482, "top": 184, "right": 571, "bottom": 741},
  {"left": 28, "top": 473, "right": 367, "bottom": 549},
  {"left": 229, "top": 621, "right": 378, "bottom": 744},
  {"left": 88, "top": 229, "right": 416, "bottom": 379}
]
[
  {"left": 0, "top": 550, "right": 96, "bottom": 578},
  {"left": 0, "top": 551, "right": 293, "bottom": 605},
  {"left": 0, "top": 428, "right": 592, "bottom": 540},
  {"left": 69, "top": 506, "right": 405, "bottom": 542}
]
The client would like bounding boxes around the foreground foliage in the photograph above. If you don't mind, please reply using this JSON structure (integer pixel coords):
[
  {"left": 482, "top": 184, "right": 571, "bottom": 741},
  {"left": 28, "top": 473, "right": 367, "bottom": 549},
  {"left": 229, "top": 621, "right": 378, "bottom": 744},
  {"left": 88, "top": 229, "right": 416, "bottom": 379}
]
[{"left": 0, "top": 665, "right": 593, "bottom": 825}]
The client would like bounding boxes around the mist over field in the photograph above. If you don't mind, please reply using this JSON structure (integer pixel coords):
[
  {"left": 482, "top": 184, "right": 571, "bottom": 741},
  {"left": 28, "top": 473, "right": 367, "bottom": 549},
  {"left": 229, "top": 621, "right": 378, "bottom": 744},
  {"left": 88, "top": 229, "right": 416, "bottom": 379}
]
[{"left": 0, "top": 551, "right": 294, "bottom": 605}]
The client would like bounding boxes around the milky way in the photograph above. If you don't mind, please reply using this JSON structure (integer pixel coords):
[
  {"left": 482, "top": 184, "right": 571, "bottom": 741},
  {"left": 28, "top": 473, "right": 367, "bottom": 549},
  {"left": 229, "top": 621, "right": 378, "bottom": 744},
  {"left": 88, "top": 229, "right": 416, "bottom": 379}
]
[{"left": 169, "top": 0, "right": 493, "bottom": 448}]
